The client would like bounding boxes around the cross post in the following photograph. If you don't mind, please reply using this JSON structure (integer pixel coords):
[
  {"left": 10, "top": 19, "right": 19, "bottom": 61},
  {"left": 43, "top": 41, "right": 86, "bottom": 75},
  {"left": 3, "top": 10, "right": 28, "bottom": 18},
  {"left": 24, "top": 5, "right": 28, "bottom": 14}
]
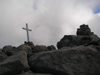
[{"left": 22, "top": 23, "right": 32, "bottom": 42}]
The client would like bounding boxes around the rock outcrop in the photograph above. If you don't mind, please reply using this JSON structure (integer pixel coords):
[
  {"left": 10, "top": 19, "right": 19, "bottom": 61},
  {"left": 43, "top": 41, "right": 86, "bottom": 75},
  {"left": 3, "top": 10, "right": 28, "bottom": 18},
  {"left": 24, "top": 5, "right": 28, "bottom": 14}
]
[
  {"left": 57, "top": 24, "right": 100, "bottom": 49},
  {"left": 0, "top": 50, "right": 30, "bottom": 75},
  {"left": 0, "top": 42, "right": 56, "bottom": 75},
  {"left": 32, "top": 45, "right": 56, "bottom": 53},
  {"left": 17, "top": 44, "right": 32, "bottom": 54},
  {"left": 0, "top": 24, "right": 100, "bottom": 75},
  {"left": 47, "top": 45, "right": 56, "bottom": 51},
  {"left": 28, "top": 45, "right": 100, "bottom": 75},
  {"left": 2, "top": 45, "right": 14, "bottom": 56},
  {"left": 0, "top": 52, "right": 8, "bottom": 62},
  {"left": 76, "top": 24, "right": 93, "bottom": 36},
  {"left": 32, "top": 45, "right": 48, "bottom": 53}
]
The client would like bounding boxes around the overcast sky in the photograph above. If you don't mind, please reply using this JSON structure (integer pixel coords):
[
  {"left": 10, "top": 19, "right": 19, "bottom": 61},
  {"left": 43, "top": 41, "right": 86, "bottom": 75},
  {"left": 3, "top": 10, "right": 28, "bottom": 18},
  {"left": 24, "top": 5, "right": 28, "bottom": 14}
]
[{"left": 0, "top": 0, "right": 100, "bottom": 48}]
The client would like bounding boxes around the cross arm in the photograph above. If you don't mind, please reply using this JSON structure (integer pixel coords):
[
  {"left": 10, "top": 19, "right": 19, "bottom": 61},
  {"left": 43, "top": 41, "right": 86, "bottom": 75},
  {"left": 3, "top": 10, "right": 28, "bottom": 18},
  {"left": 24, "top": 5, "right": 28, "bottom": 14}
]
[{"left": 22, "top": 27, "right": 32, "bottom": 31}]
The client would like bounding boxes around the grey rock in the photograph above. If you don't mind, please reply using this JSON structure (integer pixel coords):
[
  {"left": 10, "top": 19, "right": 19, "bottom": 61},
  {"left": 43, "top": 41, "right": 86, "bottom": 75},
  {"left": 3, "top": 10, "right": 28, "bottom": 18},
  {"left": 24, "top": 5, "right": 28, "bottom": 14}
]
[
  {"left": 57, "top": 35, "right": 82, "bottom": 49},
  {"left": 47, "top": 45, "right": 56, "bottom": 51},
  {"left": 76, "top": 24, "right": 93, "bottom": 36},
  {"left": 5, "top": 44, "right": 32, "bottom": 56},
  {"left": 16, "top": 71, "right": 52, "bottom": 75},
  {"left": 2, "top": 45, "right": 13, "bottom": 55},
  {"left": 0, "top": 52, "right": 8, "bottom": 62},
  {"left": 0, "top": 50, "right": 30, "bottom": 75},
  {"left": 32, "top": 45, "right": 48, "bottom": 53},
  {"left": 17, "top": 44, "right": 32, "bottom": 54},
  {"left": 90, "top": 34, "right": 100, "bottom": 41},
  {"left": 57, "top": 24, "right": 100, "bottom": 49},
  {"left": 0, "top": 48, "right": 2, "bottom": 53},
  {"left": 28, "top": 45, "right": 100, "bottom": 75},
  {"left": 57, "top": 34, "right": 100, "bottom": 49}
]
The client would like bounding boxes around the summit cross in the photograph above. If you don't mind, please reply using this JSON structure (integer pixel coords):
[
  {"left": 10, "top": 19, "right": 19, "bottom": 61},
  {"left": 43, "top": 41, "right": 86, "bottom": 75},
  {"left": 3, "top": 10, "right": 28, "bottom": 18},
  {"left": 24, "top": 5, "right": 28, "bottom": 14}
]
[{"left": 22, "top": 23, "right": 32, "bottom": 42}]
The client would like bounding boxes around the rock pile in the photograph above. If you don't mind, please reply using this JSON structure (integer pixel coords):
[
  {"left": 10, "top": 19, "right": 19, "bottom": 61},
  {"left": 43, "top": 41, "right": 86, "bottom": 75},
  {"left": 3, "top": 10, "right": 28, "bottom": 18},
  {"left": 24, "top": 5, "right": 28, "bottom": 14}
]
[
  {"left": 0, "top": 24, "right": 100, "bottom": 75},
  {"left": 57, "top": 24, "right": 100, "bottom": 49},
  {"left": 0, "top": 41, "right": 56, "bottom": 75},
  {"left": 76, "top": 24, "right": 93, "bottom": 36}
]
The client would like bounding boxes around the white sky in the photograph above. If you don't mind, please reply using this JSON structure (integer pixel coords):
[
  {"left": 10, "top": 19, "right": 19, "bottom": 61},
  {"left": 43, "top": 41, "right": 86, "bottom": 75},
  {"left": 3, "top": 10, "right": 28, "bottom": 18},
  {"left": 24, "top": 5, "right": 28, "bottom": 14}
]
[{"left": 0, "top": 0, "right": 100, "bottom": 48}]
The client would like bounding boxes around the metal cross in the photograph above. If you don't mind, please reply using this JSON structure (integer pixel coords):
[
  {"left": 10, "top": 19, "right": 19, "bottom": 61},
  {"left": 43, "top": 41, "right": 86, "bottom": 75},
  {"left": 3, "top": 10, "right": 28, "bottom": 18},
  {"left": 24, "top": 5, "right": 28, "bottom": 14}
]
[{"left": 22, "top": 23, "right": 32, "bottom": 42}]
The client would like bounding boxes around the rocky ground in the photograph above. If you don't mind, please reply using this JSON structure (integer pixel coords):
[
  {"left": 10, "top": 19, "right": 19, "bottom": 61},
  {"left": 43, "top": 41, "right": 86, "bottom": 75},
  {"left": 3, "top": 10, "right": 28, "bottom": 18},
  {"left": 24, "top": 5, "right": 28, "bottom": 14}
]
[{"left": 0, "top": 24, "right": 100, "bottom": 75}]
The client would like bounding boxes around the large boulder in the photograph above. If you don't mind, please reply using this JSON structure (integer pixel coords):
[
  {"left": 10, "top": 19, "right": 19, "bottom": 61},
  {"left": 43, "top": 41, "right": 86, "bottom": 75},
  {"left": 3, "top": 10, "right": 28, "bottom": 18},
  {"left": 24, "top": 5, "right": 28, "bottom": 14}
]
[
  {"left": 28, "top": 45, "right": 100, "bottom": 75},
  {"left": 32, "top": 45, "right": 48, "bottom": 53},
  {"left": 47, "top": 45, "right": 56, "bottom": 51},
  {"left": 2, "top": 45, "right": 14, "bottom": 55},
  {"left": 24, "top": 41, "right": 35, "bottom": 49},
  {"left": 0, "top": 50, "right": 30, "bottom": 75},
  {"left": 17, "top": 44, "right": 32, "bottom": 54},
  {"left": 0, "top": 52, "right": 8, "bottom": 62},
  {"left": 4, "top": 44, "right": 33, "bottom": 56},
  {"left": 57, "top": 35, "right": 82, "bottom": 49},
  {"left": 57, "top": 35, "right": 97, "bottom": 49}
]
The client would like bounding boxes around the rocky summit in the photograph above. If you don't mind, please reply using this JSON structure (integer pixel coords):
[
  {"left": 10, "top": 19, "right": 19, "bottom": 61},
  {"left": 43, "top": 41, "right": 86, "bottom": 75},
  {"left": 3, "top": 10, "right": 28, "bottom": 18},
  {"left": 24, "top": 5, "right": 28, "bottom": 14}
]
[
  {"left": 57, "top": 24, "right": 100, "bottom": 49},
  {"left": 0, "top": 24, "right": 100, "bottom": 75}
]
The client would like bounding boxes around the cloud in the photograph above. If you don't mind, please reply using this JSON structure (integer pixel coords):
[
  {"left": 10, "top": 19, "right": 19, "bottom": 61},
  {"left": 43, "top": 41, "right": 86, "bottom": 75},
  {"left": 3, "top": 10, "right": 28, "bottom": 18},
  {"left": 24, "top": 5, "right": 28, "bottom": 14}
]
[
  {"left": 87, "top": 13, "right": 100, "bottom": 35},
  {"left": 0, "top": 0, "right": 100, "bottom": 48}
]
